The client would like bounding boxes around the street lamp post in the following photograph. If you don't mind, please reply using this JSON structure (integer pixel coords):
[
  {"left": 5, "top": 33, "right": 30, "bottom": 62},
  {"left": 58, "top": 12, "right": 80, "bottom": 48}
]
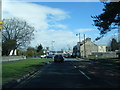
[
  {"left": 51, "top": 40, "right": 55, "bottom": 52},
  {"left": 76, "top": 33, "right": 81, "bottom": 57},
  {"left": 84, "top": 34, "right": 86, "bottom": 58}
]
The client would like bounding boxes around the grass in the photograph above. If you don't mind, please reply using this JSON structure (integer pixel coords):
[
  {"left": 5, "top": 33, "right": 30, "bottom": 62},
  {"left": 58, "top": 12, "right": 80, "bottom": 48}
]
[
  {"left": 2, "top": 58, "right": 52, "bottom": 85},
  {"left": 89, "top": 58, "right": 120, "bottom": 65}
]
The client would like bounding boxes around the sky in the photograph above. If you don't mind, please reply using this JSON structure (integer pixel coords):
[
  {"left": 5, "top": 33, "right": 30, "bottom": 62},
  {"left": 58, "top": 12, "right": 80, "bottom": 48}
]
[{"left": 2, "top": 0, "right": 118, "bottom": 51}]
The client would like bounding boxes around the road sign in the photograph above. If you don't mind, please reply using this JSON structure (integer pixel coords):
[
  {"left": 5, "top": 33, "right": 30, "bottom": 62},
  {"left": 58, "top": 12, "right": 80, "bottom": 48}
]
[{"left": 0, "top": 21, "right": 3, "bottom": 29}]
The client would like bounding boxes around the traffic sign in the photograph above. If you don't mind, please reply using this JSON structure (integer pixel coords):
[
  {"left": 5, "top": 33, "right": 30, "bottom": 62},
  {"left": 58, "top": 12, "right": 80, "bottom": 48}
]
[{"left": 0, "top": 21, "right": 3, "bottom": 29}]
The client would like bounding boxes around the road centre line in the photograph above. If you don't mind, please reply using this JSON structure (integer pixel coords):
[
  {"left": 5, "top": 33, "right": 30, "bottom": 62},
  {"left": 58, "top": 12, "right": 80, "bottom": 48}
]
[
  {"left": 74, "top": 66, "right": 77, "bottom": 68},
  {"left": 71, "top": 61, "right": 91, "bottom": 80},
  {"left": 78, "top": 70, "right": 91, "bottom": 80}
]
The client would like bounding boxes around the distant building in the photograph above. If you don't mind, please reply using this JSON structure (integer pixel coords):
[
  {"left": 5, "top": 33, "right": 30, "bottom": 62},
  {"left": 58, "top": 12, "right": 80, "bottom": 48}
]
[
  {"left": 72, "top": 45, "right": 77, "bottom": 57},
  {"left": 49, "top": 51, "right": 64, "bottom": 55},
  {"left": 72, "top": 38, "right": 107, "bottom": 58}
]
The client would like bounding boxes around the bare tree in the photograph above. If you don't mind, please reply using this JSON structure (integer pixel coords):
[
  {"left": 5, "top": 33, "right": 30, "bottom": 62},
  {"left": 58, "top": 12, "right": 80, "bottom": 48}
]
[{"left": 2, "top": 18, "right": 35, "bottom": 56}]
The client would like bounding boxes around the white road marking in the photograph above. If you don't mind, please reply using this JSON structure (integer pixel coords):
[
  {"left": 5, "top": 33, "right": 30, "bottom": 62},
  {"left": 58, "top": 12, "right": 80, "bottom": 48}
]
[
  {"left": 74, "top": 66, "right": 77, "bottom": 68},
  {"left": 78, "top": 70, "right": 91, "bottom": 80},
  {"left": 71, "top": 61, "right": 91, "bottom": 80},
  {"left": 14, "top": 70, "right": 42, "bottom": 88}
]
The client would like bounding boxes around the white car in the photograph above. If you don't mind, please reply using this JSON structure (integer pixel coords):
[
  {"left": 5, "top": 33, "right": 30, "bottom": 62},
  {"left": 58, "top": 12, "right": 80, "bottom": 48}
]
[{"left": 40, "top": 55, "right": 46, "bottom": 58}]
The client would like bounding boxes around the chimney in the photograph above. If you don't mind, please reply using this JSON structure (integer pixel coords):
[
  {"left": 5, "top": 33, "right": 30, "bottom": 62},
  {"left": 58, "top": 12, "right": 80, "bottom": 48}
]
[{"left": 86, "top": 38, "right": 91, "bottom": 42}]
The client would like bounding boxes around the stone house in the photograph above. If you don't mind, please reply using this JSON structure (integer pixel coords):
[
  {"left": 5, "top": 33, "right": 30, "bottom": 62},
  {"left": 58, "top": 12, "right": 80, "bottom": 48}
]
[
  {"left": 98, "top": 45, "right": 106, "bottom": 52},
  {"left": 80, "top": 38, "right": 98, "bottom": 57},
  {"left": 72, "top": 38, "right": 106, "bottom": 58}
]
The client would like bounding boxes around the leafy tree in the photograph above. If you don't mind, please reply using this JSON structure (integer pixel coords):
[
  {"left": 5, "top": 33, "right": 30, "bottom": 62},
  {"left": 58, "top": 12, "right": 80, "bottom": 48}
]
[
  {"left": 17, "top": 49, "right": 27, "bottom": 56},
  {"left": 92, "top": 1, "right": 120, "bottom": 40},
  {"left": 2, "top": 39, "right": 16, "bottom": 56},
  {"left": 36, "top": 44, "right": 43, "bottom": 54},
  {"left": 26, "top": 47, "right": 36, "bottom": 57},
  {"left": 46, "top": 47, "right": 49, "bottom": 51},
  {"left": 2, "top": 18, "right": 34, "bottom": 56},
  {"left": 110, "top": 38, "right": 119, "bottom": 51}
]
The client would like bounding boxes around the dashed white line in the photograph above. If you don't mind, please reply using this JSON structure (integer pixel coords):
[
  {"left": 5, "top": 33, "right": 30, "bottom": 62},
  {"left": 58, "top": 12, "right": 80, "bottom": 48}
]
[
  {"left": 74, "top": 66, "right": 77, "bottom": 68},
  {"left": 78, "top": 70, "right": 91, "bottom": 80},
  {"left": 71, "top": 61, "right": 91, "bottom": 80}
]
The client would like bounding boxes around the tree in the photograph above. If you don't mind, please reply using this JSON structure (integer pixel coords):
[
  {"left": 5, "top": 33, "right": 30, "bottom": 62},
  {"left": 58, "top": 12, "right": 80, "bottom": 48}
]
[
  {"left": 36, "top": 44, "right": 43, "bottom": 54},
  {"left": 92, "top": 1, "right": 120, "bottom": 40},
  {"left": 2, "top": 39, "right": 17, "bottom": 56},
  {"left": 109, "top": 38, "right": 119, "bottom": 51},
  {"left": 2, "top": 18, "right": 34, "bottom": 56},
  {"left": 26, "top": 47, "right": 36, "bottom": 57},
  {"left": 46, "top": 47, "right": 49, "bottom": 51},
  {"left": 17, "top": 49, "right": 27, "bottom": 56}
]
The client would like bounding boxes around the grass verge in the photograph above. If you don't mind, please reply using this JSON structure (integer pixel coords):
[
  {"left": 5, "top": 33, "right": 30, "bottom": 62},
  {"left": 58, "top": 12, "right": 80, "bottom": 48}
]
[
  {"left": 89, "top": 58, "right": 120, "bottom": 66},
  {"left": 2, "top": 58, "right": 52, "bottom": 85}
]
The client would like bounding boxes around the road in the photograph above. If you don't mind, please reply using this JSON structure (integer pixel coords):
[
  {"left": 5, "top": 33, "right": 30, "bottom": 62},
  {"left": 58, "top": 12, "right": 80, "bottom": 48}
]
[{"left": 14, "top": 58, "right": 112, "bottom": 88}]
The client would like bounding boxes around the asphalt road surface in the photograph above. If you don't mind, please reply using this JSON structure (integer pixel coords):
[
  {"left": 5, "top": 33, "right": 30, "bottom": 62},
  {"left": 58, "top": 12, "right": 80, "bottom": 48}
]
[{"left": 14, "top": 58, "right": 113, "bottom": 88}]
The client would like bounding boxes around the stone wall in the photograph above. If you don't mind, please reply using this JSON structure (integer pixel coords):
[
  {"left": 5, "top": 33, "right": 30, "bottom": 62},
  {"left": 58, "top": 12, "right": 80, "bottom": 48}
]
[
  {"left": 2, "top": 56, "right": 26, "bottom": 62},
  {"left": 88, "top": 52, "right": 118, "bottom": 59}
]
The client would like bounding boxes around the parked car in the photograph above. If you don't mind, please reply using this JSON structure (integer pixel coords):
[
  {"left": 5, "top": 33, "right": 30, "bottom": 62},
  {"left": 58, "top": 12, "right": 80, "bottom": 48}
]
[
  {"left": 54, "top": 54, "right": 64, "bottom": 62},
  {"left": 40, "top": 55, "right": 46, "bottom": 58},
  {"left": 63, "top": 54, "right": 71, "bottom": 58},
  {"left": 45, "top": 54, "right": 53, "bottom": 58}
]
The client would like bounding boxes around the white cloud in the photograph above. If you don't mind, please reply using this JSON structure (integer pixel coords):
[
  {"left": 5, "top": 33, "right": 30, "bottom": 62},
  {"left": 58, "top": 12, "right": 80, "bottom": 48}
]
[
  {"left": 3, "top": 0, "right": 69, "bottom": 31},
  {"left": 3, "top": 0, "right": 77, "bottom": 50},
  {"left": 50, "top": 24, "right": 67, "bottom": 29},
  {"left": 33, "top": 30, "right": 77, "bottom": 50},
  {"left": 56, "top": 24, "right": 67, "bottom": 29}
]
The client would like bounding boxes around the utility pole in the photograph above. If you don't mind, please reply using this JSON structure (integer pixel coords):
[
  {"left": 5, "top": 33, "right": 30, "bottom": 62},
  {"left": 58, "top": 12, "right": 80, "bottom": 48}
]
[
  {"left": 118, "top": 20, "right": 120, "bottom": 43},
  {"left": 117, "top": 14, "right": 120, "bottom": 58},
  {"left": 76, "top": 33, "right": 81, "bottom": 42},
  {"left": 84, "top": 34, "right": 86, "bottom": 58},
  {"left": 0, "top": 0, "right": 2, "bottom": 56},
  {"left": 76, "top": 33, "right": 81, "bottom": 57},
  {"left": 79, "top": 33, "right": 80, "bottom": 42},
  {"left": 0, "top": 0, "right": 2, "bottom": 89},
  {"left": 118, "top": 28, "right": 120, "bottom": 43},
  {"left": 118, "top": 15, "right": 120, "bottom": 57}
]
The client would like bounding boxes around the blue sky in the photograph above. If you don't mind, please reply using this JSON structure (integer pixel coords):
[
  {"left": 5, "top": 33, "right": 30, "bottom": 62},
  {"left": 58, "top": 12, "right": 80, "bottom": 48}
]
[
  {"left": 3, "top": 0, "right": 117, "bottom": 51},
  {"left": 33, "top": 2, "right": 104, "bottom": 31},
  {"left": 31, "top": 2, "right": 105, "bottom": 39}
]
